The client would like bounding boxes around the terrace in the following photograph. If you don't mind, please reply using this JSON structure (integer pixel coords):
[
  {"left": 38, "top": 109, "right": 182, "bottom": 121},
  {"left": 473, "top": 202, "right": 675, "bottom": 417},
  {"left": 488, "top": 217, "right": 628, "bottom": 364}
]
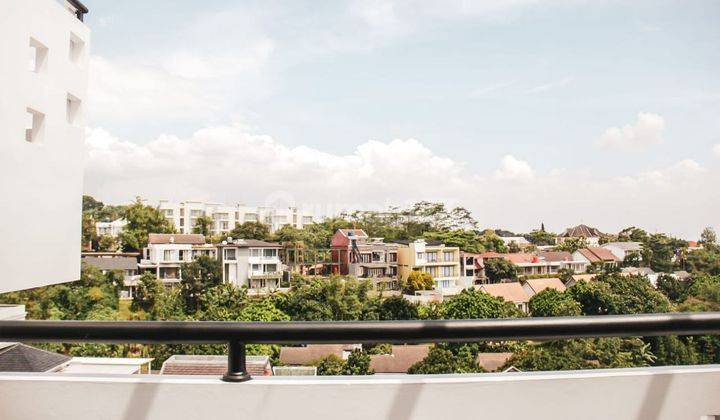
[{"left": 1, "top": 313, "right": 720, "bottom": 419}]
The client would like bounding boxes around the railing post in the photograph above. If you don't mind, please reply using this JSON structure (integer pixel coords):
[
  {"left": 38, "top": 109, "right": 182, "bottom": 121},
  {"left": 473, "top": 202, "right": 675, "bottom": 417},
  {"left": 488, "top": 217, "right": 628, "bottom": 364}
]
[{"left": 222, "top": 341, "right": 251, "bottom": 382}]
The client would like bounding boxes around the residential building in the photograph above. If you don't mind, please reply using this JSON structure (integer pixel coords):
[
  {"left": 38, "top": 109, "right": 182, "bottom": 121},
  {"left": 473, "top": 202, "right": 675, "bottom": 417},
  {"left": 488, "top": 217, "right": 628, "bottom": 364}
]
[
  {"left": 522, "top": 278, "right": 566, "bottom": 297},
  {"left": 622, "top": 267, "right": 659, "bottom": 286},
  {"left": 157, "top": 200, "right": 315, "bottom": 234},
  {"left": 160, "top": 355, "right": 272, "bottom": 377},
  {"left": 478, "top": 282, "right": 530, "bottom": 313},
  {"left": 499, "top": 236, "right": 531, "bottom": 249},
  {"left": 331, "top": 229, "right": 399, "bottom": 290},
  {"left": 219, "top": 239, "right": 284, "bottom": 291},
  {"left": 460, "top": 252, "right": 484, "bottom": 284},
  {"left": 0, "top": 305, "right": 27, "bottom": 321},
  {"left": 279, "top": 344, "right": 360, "bottom": 366},
  {"left": 138, "top": 234, "right": 217, "bottom": 285},
  {"left": 95, "top": 219, "right": 127, "bottom": 237},
  {"left": 537, "top": 251, "right": 589, "bottom": 273},
  {"left": 602, "top": 242, "right": 643, "bottom": 262},
  {"left": 81, "top": 254, "right": 139, "bottom": 298},
  {"left": 572, "top": 247, "right": 619, "bottom": 270},
  {"left": 394, "top": 239, "right": 462, "bottom": 294},
  {"left": 557, "top": 224, "right": 605, "bottom": 246},
  {"left": 0, "top": 0, "right": 89, "bottom": 293}
]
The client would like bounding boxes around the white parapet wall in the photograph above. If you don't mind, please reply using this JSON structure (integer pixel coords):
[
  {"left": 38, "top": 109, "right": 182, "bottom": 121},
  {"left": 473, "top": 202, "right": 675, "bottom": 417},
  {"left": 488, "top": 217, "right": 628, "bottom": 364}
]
[
  {"left": 0, "top": 0, "right": 90, "bottom": 293},
  {"left": 1, "top": 366, "right": 719, "bottom": 420}
]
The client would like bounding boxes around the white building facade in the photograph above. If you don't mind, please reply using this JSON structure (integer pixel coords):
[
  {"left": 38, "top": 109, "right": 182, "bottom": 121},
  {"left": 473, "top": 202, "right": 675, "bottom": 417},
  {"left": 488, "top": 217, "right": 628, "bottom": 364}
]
[
  {"left": 219, "top": 239, "right": 284, "bottom": 291},
  {"left": 0, "top": 0, "right": 89, "bottom": 293},
  {"left": 138, "top": 234, "right": 217, "bottom": 285},
  {"left": 157, "top": 200, "right": 315, "bottom": 235},
  {"left": 96, "top": 219, "right": 127, "bottom": 237}
]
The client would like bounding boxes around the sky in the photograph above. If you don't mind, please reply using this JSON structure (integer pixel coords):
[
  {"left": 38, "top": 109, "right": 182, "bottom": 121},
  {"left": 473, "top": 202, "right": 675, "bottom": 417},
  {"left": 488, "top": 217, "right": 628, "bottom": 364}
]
[{"left": 81, "top": 0, "right": 720, "bottom": 239}]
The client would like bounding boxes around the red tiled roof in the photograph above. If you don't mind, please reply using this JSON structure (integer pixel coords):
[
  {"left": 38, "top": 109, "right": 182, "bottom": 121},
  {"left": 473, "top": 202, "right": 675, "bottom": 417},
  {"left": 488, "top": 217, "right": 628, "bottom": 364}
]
[
  {"left": 476, "top": 353, "right": 513, "bottom": 372},
  {"left": 279, "top": 344, "right": 356, "bottom": 365},
  {"left": 479, "top": 282, "right": 530, "bottom": 303},
  {"left": 537, "top": 251, "right": 573, "bottom": 262},
  {"left": 369, "top": 345, "right": 430, "bottom": 373},
  {"left": 526, "top": 278, "right": 566, "bottom": 294},
  {"left": 160, "top": 355, "right": 271, "bottom": 376},
  {"left": 578, "top": 247, "right": 618, "bottom": 263}
]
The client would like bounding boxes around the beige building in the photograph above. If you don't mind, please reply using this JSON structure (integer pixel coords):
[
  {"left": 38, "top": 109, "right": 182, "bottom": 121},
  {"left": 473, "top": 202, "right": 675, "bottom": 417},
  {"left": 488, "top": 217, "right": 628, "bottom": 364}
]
[{"left": 394, "top": 239, "right": 463, "bottom": 295}]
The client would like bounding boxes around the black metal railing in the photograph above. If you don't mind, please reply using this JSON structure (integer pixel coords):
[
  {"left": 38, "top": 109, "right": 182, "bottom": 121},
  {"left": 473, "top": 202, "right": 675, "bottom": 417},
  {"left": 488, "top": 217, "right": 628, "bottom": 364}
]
[{"left": 1, "top": 312, "right": 720, "bottom": 382}]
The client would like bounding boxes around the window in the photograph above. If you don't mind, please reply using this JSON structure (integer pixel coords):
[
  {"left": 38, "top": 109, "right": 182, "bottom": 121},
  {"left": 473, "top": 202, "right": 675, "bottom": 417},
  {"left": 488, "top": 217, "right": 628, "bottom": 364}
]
[
  {"left": 69, "top": 32, "right": 84, "bottom": 63},
  {"left": 29, "top": 38, "right": 48, "bottom": 73},
  {"left": 66, "top": 93, "right": 81, "bottom": 125},
  {"left": 416, "top": 252, "right": 424, "bottom": 260},
  {"left": 251, "top": 264, "right": 261, "bottom": 272},
  {"left": 372, "top": 252, "right": 383, "bottom": 262},
  {"left": 360, "top": 253, "right": 371, "bottom": 263},
  {"left": 263, "top": 249, "right": 277, "bottom": 258},
  {"left": 388, "top": 253, "right": 397, "bottom": 262},
  {"left": 25, "top": 108, "right": 45, "bottom": 143},
  {"left": 250, "top": 249, "right": 261, "bottom": 257},
  {"left": 426, "top": 252, "right": 438, "bottom": 262},
  {"left": 443, "top": 251, "right": 454, "bottom": 262},
  {"left": 163, "top": 250, "right": 173, "bottom": 261},
  {"left": 224, "top": 248, "right": 236, "bottom": 261},
  {"left": 440, "top": 266, "right": 454, "bottom": 277},
  {"left": 265, "top": 264, "right": 277, "bottom": 273}
]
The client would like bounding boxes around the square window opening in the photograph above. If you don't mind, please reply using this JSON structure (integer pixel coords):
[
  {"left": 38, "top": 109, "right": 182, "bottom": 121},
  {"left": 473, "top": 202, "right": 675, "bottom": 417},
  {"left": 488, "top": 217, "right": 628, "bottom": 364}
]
[
  {"left": 29, "top": 38, "right": 48, "bottom": 73},
  {"left": 69, "top": 32, "right": 85, "bottom": 63},
  {"left": 66, "top": 93, "right": 82, "bottom": 125},
  {"left": 25, "top": 108, "right": 45, "bottom": 143}
]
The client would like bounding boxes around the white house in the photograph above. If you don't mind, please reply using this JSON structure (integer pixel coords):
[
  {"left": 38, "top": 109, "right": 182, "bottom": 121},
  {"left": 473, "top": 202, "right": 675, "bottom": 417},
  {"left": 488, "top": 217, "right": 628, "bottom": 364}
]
[
  {"left": 138, "top": 234, "right": 217, "bottom": 286},
  {"left": 219, "top": 238, "right": 284, "bottom": 291},
  {"left": 602, "top": 242, "right": 643, "bottom": 262},
  {"left": 0, "top": 0, "right": 89, "bottom": 293},
  {"left": 95, "top": 219, "right": 128, "bottom": 237},
  {"left": 157, "top": 200, "right": 315, "bottom": 234}
]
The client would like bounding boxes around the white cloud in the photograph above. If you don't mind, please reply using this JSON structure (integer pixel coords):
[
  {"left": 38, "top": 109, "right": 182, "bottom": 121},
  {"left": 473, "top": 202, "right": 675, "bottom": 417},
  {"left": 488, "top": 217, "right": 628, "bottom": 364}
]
[
  {"left": 714, "top": 143, "right": 720, "bottom": 158},
  {"left": 494, "top": 155, "right": 535, "bottom": 180},
  {"left": 596, "top": 112, "right": 666, "bottom": 151},
  {"left": 84, "top": 126, "right": 720, "bottom": 239}
]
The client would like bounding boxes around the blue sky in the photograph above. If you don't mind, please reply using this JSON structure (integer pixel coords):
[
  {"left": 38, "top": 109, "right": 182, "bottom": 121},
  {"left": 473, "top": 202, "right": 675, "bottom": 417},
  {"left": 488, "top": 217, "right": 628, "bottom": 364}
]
[{"left": 82, "top": 0, "right": 720, "bottom": 238}]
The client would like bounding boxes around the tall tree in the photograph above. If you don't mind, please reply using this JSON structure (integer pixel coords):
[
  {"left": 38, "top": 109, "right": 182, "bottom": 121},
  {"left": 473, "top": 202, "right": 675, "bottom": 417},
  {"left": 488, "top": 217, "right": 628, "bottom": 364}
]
[
  {"left": 484, "top": 258, "right": 517, "bottom": 283},
  {"left": 700, "top": 227, "right": 717, "bottom": 246},
  {"left": 192, "top": 215, "right": 214, "bottom": 237},
  {"left": 119, "top": 198, "right": 175, "bottom": 252},
  {"left": 229, "top": 221, "right": 271, "bottom": 240},
  {"left": 528, "top": 289, "right": 581, "bottom": 317},
  {"left": 401, "top": 271, "right": 434, "bottom": 294},
  {"left": 441, "top": 288, "right": 521, "bottom": 319},
  {"left": 180, "top": 255, "right": 222, "bottom": 313}
]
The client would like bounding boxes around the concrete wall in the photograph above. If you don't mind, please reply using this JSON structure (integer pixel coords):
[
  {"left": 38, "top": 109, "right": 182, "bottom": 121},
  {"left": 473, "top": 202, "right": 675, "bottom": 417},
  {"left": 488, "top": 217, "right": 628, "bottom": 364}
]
[
  {"left": 1, "top": 366, "right": 719, "bottom": 420},
  {"left": 0, "top": 0, "right": 89, "bottom": 293}
]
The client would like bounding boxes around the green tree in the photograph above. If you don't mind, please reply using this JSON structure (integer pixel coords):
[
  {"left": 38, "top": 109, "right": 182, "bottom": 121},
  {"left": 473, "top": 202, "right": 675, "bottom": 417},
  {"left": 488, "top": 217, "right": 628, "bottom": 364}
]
[
  {"left": 82, "top": 213, "right": 97, "bottom": 249},
  {"left": 180, "top": 254, "right": 222, "bottom": 313},
  {"left": 342, "top": 349, "right": 374, "bottom": 375},
  {"left": 555, "top": 237, "right": 587, "bottom": 253},
  {"left": 197, "top": 283, "right": 247, "bottom": 320},
  {"left": 642, "top": 233, "right": 685, "bottom": 273},
  {"left": 192, "top": 215, "right": 214, "bottom": 237},
  {"left": 316, "top": 355, "right": 345, "bottom": 375},
  {"left": 567, "top": 274, "right": 671, "bottom": 315},
  {"left": 119, "top": 198, "right": 175, "bottom": 252},
  {"left": 528, "top": 289, "right": 581, "bottom": 317},
  {"left": 97, "top": 235, "right": 119, "bottom": 252},
  {"left": 686, "top": 249, "right": 720, "bottom": 276},
  {"left": 379, "top": 295, "right": 419, "bottom": 320},
  {"left": 478, "top": 230, "right": 509, "bottom": 253},
  {"left": 281, "top": 276, "right": 374, "bottom": 321},
  {"left": 484, "top": 258, "right": 517, "bottom": 283},
  {"left": 408, "top": 345, "right": 482, "bottom": 374},
  {"left": 132, "top": 272, "right": 163, "bottom": 312},
  {"left": 441, "top": 288, "right": 521, "bottom": 319},
  {"left": 229, "top": 222, "right": 271, "bottom": 240},
  {"left": 506, "top": 338, "right": 655, "bottom": 371},
  {"left": 525, "top": 229, "right": 556, "bottom": 246},
  {"left": 655, "top": 274, "right": 691, "bottom": 303},
  {"left": 700, "top": 227, "right": 717, "bottom": 246},
  {"left": 402, "top": 271, "right": 434, "bottom": 294}
]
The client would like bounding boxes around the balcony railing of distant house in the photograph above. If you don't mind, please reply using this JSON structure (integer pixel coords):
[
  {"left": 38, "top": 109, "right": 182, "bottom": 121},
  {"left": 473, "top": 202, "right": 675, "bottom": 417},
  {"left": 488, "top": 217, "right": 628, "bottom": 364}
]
[
  {"left": 248, "top": 271, "right": 284, "bottom": 279},
  {"left": 1, "top": 312, "right": 720, "bottom": 382}
]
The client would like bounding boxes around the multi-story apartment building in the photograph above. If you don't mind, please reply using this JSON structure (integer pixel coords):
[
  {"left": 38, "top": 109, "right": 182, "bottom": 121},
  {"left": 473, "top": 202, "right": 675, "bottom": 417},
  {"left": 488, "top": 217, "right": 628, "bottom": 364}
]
[
  {"left": 95, "top": 219, "right": 127, "bottom": 237},
  {"left": 481, "top": 251, "right": 589, "bottom": 280},
  {"left": 138, "top": 234, "right": 217, "bottom": 285},
  {"left": 395, "top": 239, "right": 462, "bottom": 294},
  {"left": 157, "top": 200, "right": 315, "bottom": 234},
  {"left": 218, "top": 239, "right": 284, "bottom": 291},
  {"left": 0, "top": 0, "right": 89, "bottom": 293},
  {"left": 331, "top": 229, "right": 399, "bottom": 290}
]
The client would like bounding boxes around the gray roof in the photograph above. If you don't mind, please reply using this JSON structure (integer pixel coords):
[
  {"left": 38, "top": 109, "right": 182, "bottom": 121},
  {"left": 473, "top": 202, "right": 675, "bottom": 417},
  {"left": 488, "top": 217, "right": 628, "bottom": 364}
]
[
  {"left": 82, "top": 256, "right": 137, "bottom": 271},
  {"left": 0, "top": 343, "right": 71, "bottom": 372},
  {"left": 559, "top": 224, "right": 604, "bottom": 238}
]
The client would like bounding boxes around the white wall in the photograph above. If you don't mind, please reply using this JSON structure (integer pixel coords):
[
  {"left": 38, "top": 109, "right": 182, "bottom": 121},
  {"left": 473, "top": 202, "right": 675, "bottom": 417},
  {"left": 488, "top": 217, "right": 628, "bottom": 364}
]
[
  {"left": 0, "top": 0, "right": 89, "bottom": 293},
  {"left": 1, "top": 366, "right": 719, "bottom": 419}
]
